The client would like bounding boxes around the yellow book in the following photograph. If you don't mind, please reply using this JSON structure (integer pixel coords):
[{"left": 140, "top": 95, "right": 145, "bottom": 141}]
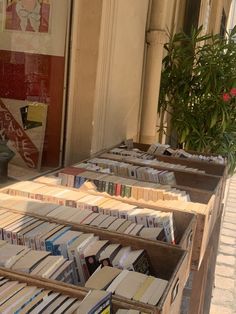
[{"left": 133, "top": 276, "right": 156, "bottom": 301}]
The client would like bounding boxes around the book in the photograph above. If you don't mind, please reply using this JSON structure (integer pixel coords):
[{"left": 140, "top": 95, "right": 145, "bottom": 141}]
[
  {"left": 74, "top": 290, "right": 111, "bottom": 314},
  {"left": 0, "top": 243, "right": 29, "bottom": 267},
  {"left": 99, "top": 244, "right": 122, "bottom": 267},
  {"left": 11, "top": 250, "right": 50, "bottom": 273},
  {"left": 84, "top": 240, "right": 109, "bottom": 275},
  {"left": 139, "top": 277, "right": 168, "bottom": 305},
  {"left": 53, "top": 230, "right": 82, "bottom": 257},
  {"left": 112, "top": 246, "right": 131, "bottom": 268},
  {"left": 38, "top": 225, "right": 66, "bottom": 251},
  {"left": 29, "top": 292, "right": 61, "bottom": 314},
  {"left": 121, "top": 249, "right": 150, "bottom": 274},
  {"left": 45, "top": 226, "right": 71, "bottom": 253},
  {"left": 50, "top": 260, "right": 75, "bottom": 284},
  {"left": 30, "top": 255, "right": 65, "bottom": 277},
  {"left": 85, "top": 266, "right": 121, "bottom": 290},
  {"left": 132, "top": 276, "right": 155, "bottom": 301},
  {"left": 0, "top": 286, "right": 39, "bottom": 312},
  {"left": 139, "top": 227, "right": 165, "bottom": 241},
  {"left": 114, "top": 271, "right": 147, "bottom": 299},
  {"left": 53, "top": 297, "right": 78, "bottom": 314},
  {"left": 17, "top": 290, "right": 50, "bottom": 314},
  {"left": 67, "top": 233, "right": 97, "bottom": 284},
  {"left": 40, "top": 295, "right": 69, "bottom": 313}
]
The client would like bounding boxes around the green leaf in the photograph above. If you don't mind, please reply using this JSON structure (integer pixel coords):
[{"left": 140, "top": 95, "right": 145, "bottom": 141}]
[{"left": 210, "top": 110, "right": 218, "bottom": 128}]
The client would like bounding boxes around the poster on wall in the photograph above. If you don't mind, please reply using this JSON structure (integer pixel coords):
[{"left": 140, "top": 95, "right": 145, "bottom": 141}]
[
  {"left": 4, "top": 0, "right": 51, "bottom": 33},
  {"left": 0, "top": 0, "right": 69, "bottom": 173},
  {"left": 0, "top": 98, "right": 47, "bottom": 170}
]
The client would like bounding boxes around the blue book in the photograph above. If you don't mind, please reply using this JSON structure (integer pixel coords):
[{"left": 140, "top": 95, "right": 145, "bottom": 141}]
[
  {"left": 53, "top": 231, "right": 82, "bottom": 257},
  {"left": 45, "top": 226, "right": 71, "bottom": 253}
]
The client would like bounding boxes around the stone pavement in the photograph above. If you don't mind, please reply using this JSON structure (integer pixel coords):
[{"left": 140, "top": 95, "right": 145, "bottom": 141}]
[{"left": 210, "top": 174, "right": 236, "bottom": 314}]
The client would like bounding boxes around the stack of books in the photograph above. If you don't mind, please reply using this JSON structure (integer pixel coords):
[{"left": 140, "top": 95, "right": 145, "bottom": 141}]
[
  {"left": 0, "top": 276, "right": 111, "bottom": 314},
  {"left": 0, "top": 190, "right": 175, "bottom": 243},
  {"left": 106, "top": 145, "right": 210, "bottom": 174},
  {"left": 0, "top": 240, "right": 75, "bottom": 284},
  {"left": 75, "top": 157, "right": 178, "bottom": 184},
  {"left": 85, "top": 266, "right": 168, "bottom": 306},
  {"left": 56, "top": 168, "right": 189, "bottom": 202},
  {"left": 146, "top": 143, "right": 226, "bottom": 164},
  {"left": 0, "top": 209, "right": 152, "bottom": 285},
  {"left": 98, "top": 153, "right": 207, "bottom": 174}
]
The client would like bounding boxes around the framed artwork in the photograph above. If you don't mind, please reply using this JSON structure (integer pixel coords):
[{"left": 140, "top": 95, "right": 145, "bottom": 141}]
[
  {"left": 0, "top": 98, "right": 48, "bottom": 170},
  {"left": 4, "top": 0, "right": 51, "bottom": 33}
]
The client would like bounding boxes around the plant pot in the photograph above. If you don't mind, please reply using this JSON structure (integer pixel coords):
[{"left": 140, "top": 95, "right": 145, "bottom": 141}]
[{"left": 0, "top": 144, "right": 15, "bottom": 183}]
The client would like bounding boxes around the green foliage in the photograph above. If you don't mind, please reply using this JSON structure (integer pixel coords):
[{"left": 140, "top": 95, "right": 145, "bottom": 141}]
[{"left": 159, "top": 26, "right": 236, "bottom": 174}]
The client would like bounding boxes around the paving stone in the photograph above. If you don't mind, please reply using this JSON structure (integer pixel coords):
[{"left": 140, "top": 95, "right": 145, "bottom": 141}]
[
  {"left": 225, "top": 206, "right": 236, "bottom": 213},
  {"left": 223, "top": 215, "right": 236, "bottom": 224},
  {"left": 220, "top": 235, "right": 235, "bottom": 245},
  {"left": 222, "top": 222, "right": 236, "bottom": 230},
  {"left": 217, "top": 254, "right": 236, "bottom": 266},
  {"left": 215, "top": 265, "right": 235, "bottom": 277},
  {"left": 226, "top": 200, "right": 236, "bottom": 206},
  {"left": 214, "top": 275, "right": 235, "bottom": 290},
  {"left": 210, "top": 304, "right": 233, "bottom": 314},
  {"left": 224, "top": 212, "right": 236, "bottom": 219},
  {"left": 207, "top": 177, "right": 236, "bottom": 314},
  {"left": 211, "top": 288, "right": 234, "bottom": 304},
  {"left": 219, "top": 245, "right": 236, "bottom": 255},
  {"left": 221, "top": 227, "right": 236, "bottom": 237}
]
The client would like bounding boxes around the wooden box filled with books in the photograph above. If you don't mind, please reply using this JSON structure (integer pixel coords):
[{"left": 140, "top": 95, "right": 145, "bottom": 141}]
[
  {"left": 1, "top": 181, "right": 196, "bottom": 272},
  {"left": 41, "top": 157, "right": 220, "bottom": 270},
  {"left": 0, "top": 198, "right": 190, "bottom": 314},
  {"left": 0, "top": 267, "right": 154, "bottom": 313},
  {"left": 85, "top": 144, "right": 225, "bottom": 269},
  {"left": 132, "top": 143, "right": 227, "bottom": 177},
  {"left": 132, "top": 142, "right": 227, "bottom": 216}
]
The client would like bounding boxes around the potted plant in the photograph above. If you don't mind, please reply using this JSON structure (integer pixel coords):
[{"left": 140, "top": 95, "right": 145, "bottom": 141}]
[{"left": 158, "top": 26, "right": 236, "bottom": 174}]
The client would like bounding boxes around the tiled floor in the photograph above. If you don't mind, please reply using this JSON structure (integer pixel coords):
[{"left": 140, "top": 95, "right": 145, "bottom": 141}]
[{"left": 210, "top": 175, "right": 236, "bottom": 314}]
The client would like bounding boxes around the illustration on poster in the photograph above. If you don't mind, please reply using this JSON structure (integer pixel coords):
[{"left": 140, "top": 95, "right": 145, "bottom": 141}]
[{"left": 5, "top": 0, "right": 50, "bottom": 33}]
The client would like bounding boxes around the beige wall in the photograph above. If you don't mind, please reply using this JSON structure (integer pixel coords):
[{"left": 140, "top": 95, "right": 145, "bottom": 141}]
[
  {"left": 207, "top": 0, "right": 232, "bottom": 33},
  {"left": 65, "top": 0, "right": 103, "bottom": 164},
  {"left": 91, "top": 0, "right": 150, "bottom": 153},
  {"left": 66, "top": 0, "right": 150, "bottom": 164}
]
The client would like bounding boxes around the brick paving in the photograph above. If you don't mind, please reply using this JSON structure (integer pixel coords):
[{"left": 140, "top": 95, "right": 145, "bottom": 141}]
[{"left": 210, "top": 174, "right": 236, "bottom": 314}]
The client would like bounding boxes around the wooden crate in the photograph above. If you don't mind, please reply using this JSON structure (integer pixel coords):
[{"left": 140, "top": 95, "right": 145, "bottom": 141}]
[
  {"left": 1, "top": 187, "right": 196, "bottom": 283},
  {"left": 133, "top": 142, "right": 227, "bottom": 217},
  {"left": 0, "top": 268, "right": 151, "bottom": 313},
  {"left": 29, "top": 172, "right": 214, "bottom": 270},
  {"left": 83, "top": 188, "right": 215, "bottom": 270},
  {"left": 96, "top": 146, "right": 226, "bottom": 270},
  {"left": 0, "top": 207, "right": 189, "bottom": 314},
  {"left": 133, "top": 142, "right": 227, "bottom": 177}
]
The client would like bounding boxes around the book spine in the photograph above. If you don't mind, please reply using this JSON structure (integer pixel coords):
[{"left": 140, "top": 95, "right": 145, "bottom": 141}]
[
  {"left": 67, "top": 248, "right": 80, "bottom": 284},
  {"left": 74, "top": 175, "right": 81, "bottom": 188},
  {"left": 125, "top": 185, "right": 132, "bottom": 198},
  {"left": 4, "top": 230, "right": 12, "bottom": 243},
  {"left": 116, "top": 183, "right": 121, "bottom": 196},
  {"left": 17, "top": 234, "right": 25, "bottom": 246},
  {"left": 45, "top": 240, "right": 54, "bottom": 253},
  {"left": 53, "top": 244, "right": 62, "bottom": 256},
  {"left": 12, "top": 232, "right": 18, "bottom": 245}
]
